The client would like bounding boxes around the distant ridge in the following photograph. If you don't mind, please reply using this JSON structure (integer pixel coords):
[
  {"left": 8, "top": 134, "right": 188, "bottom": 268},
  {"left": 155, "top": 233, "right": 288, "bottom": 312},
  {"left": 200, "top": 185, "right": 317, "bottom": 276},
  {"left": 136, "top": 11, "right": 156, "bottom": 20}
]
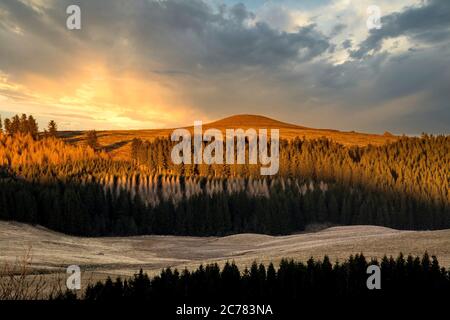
[
  {"left": 204, "top": 114, "right": 307, "bottom": 130},
  {"left": 60, "top": 114, "right": 399, "bottom": 159}
]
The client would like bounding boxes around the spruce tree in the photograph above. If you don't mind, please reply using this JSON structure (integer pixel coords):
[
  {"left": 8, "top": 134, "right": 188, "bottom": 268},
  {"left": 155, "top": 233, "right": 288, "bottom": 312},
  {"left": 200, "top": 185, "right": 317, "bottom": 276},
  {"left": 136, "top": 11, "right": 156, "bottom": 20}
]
[{"left": 48, "top": 120, "right": 58, "bottom": 137}]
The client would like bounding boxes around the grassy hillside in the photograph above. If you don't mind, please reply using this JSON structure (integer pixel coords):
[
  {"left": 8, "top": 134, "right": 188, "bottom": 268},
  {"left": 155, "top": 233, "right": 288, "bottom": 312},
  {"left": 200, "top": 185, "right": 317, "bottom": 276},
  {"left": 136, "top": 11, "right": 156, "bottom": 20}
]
[
  {"left": 59, "top": 114, "right": 398, "bottom": 160},
  {"left": 1, "top": 221, "right": 449, "bottom": 279}
]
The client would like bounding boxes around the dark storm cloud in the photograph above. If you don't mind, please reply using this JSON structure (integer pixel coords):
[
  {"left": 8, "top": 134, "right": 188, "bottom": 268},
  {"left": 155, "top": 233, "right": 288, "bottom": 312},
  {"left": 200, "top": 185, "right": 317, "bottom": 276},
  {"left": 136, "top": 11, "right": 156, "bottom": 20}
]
[
  {"left": 342, "top": 39, "right": 352, "bottom": 49},
  {"left": 351, "top": 0, "right": 450, "bottom": 58},
  {"left": 304, "top": 46, "right": 450, "bottom": 133},
  {"left": 126, "top": 0, "right": 331, "bottom": 72},
  {"left": 0, "top": 0, "right": 449, "bottom": 133},
  {"left": 0, "top": 0, "right": 331, "bottom": 77},
  {"left": 0, "top": 0, "right": 75, "bottom": 78}
]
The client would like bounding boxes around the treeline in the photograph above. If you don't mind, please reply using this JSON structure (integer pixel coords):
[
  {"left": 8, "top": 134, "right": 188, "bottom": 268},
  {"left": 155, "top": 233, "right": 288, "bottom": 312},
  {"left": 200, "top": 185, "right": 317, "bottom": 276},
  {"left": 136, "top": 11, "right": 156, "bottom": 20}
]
[
  {"left": 0, "top": 113, "right": 59, "bottom": 138},
  {"left": 0, "top": 114, "right": 39, "bottom": 138},
  {"left": 0, "top": 113, "right": 448, "bottom": 236},
  {"left": 0, "top": 134, "right": 448, "bottom": 236},
  {"left": 57, "top": 252, "right": 450, "bottom": 301},
  {"left": 1, "top": 176, "right": 448, "bottom": 236},
  {"left": 131, "top": 135, "right": 449, "bottom": 208},
  {"left": 0, "top": 134, "right": 106, "bottom": 171}
]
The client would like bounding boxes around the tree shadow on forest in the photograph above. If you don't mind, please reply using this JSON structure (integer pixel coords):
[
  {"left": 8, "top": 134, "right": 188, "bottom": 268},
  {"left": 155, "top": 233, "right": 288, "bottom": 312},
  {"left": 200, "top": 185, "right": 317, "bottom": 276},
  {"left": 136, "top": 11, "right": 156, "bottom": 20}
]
[{"left": 0, "top": 175, "right": 448, "bottom": 238}]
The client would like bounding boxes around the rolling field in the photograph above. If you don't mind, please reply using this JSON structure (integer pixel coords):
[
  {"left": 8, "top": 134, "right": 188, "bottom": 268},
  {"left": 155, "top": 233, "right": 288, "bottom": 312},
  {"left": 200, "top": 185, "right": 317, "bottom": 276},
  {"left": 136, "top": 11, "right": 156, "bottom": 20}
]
[
  {"left": 1, "top": 221, "right": 449, "bottom": 280},
  {"left": 59, "top": 115, "right": 398, "bottom": 159}
]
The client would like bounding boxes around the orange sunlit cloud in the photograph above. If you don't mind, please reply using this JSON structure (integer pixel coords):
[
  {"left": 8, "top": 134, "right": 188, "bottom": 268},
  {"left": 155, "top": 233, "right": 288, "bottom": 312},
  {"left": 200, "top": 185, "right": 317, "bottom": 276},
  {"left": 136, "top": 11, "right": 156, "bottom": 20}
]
[{"left": 0, "top": 62, "right": 204, "bottom": 130}]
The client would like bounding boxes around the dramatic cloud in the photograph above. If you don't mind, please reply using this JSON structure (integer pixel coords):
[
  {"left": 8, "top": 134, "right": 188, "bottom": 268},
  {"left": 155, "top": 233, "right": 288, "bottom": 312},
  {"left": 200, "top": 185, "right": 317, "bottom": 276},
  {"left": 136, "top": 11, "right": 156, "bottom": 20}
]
[
  {"left": 350, "top": 0, "right": 450, "bottom": 58},
  {"left": 0, "top": 0, "right": 448, "bottom": 133}
]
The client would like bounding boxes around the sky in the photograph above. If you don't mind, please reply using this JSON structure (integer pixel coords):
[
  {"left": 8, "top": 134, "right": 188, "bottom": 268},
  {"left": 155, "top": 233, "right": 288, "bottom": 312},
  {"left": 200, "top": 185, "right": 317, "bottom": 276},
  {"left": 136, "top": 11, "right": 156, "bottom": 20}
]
[{"left": 0, "top": 0, "right": 449, "bottom": 134}]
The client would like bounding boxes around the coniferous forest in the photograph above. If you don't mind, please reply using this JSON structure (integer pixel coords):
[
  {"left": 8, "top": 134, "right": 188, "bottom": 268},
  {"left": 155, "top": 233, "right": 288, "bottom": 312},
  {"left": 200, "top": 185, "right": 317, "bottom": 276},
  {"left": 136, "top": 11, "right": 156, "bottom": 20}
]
[
  {"left": 57, "top": 252, "right": 450, "bottom": 302},
  {"left": 0, "top": 113, "right": 449, "bottom": 236}
]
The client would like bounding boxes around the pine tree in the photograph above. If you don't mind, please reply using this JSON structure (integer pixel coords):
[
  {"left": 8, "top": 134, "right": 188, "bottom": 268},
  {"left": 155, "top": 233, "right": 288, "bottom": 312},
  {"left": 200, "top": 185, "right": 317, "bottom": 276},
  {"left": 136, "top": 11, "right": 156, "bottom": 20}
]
[
  {"left": 48, "top": 120, "right": 58, "bottom": 137},
  {"left": 11, "top": 115, "right": 20, "bottom": 135},
  {"left": 27, "top": 115, "right": 39, "bottom": 139},
  {"left": 4, "top": 118, "right": 11, "bottom": 135}
]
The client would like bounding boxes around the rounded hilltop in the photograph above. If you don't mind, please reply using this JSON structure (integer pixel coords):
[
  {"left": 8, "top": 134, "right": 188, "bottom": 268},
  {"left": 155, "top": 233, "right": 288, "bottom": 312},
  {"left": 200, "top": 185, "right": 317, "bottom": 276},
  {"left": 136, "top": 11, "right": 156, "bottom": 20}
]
[
  {"left": 205, "top": 114, "right": 306, "bottom": 129},
  {"left": 59, "top": 113, "right": 399, "bottom": 160}
]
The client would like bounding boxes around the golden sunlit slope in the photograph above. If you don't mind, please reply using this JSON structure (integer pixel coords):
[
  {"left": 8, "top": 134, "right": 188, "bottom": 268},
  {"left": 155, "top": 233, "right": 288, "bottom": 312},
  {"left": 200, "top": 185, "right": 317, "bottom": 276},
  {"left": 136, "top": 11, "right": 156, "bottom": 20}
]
[{"left": 59, "top": 114, "right": 398, "bottom": 160}]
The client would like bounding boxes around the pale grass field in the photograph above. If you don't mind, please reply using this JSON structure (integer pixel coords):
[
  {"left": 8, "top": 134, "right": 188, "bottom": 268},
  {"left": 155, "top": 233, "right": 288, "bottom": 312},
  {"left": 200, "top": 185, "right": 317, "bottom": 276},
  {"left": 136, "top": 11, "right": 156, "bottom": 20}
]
[
  {"left": 1, "top": 221, "right": 449, "bottom": 283},
  {"left": 59, "top": 115, "right": 398, "bottom": 160}
]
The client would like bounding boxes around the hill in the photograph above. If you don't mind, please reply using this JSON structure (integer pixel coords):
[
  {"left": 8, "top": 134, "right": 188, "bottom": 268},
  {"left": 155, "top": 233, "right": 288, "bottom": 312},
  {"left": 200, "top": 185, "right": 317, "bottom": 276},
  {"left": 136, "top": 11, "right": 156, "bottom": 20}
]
[
  {"left": 204, "top": 114, "right": 306, "bottom": 129},
  {"left": 1, "top": 221, "right": 449, "bottom": 279},
  {"left": 59, "top": 114, "right": 398, "bottom": 159}
]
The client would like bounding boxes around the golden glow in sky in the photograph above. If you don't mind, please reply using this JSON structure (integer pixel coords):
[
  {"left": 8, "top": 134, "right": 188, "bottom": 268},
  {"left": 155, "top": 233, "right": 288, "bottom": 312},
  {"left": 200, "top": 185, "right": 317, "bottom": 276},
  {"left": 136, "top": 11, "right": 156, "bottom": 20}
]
[
  {"left": 0, "top": 61, "right": 203, "bottom": 130},
  {"left": 0, "top": 0, "right": 449, "bottom": 133}
]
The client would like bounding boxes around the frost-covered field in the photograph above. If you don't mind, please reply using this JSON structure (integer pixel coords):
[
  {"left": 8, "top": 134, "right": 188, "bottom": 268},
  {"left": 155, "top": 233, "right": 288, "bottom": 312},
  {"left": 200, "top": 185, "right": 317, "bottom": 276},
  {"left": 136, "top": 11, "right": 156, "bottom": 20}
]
[{"left": 1, "top": 221, "right": 449, "bottom": 279}]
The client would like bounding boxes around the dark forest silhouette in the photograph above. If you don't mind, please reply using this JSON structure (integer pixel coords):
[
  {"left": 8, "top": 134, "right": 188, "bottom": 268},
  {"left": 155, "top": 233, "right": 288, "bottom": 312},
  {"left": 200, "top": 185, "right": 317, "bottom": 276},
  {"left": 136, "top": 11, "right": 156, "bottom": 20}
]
[{"left": 56, "top": 252, "right": 450, "bottom": 301}]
